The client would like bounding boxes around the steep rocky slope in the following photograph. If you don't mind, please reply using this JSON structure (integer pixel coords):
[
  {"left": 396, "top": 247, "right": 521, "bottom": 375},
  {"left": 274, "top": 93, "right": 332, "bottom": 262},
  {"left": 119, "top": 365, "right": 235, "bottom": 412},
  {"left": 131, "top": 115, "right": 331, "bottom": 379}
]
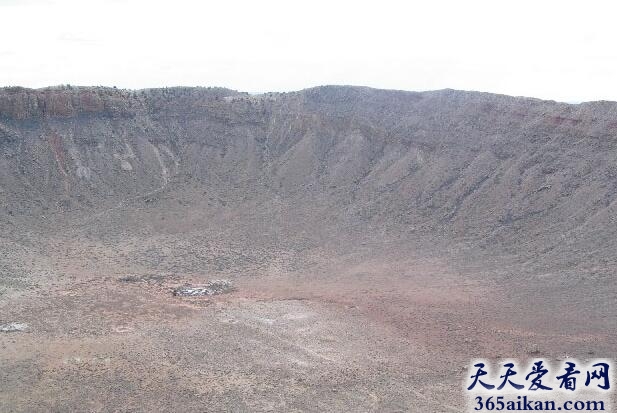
[{"left": 1, "top": 85, "right": 616, "bottom": 267}]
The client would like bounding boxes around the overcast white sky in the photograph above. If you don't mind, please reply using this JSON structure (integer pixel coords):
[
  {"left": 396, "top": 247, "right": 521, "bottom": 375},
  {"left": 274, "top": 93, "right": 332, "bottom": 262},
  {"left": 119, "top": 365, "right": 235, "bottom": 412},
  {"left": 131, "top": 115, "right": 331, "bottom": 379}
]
[{"left": 1, "top": 0, "right": 616, "bottom": 102}]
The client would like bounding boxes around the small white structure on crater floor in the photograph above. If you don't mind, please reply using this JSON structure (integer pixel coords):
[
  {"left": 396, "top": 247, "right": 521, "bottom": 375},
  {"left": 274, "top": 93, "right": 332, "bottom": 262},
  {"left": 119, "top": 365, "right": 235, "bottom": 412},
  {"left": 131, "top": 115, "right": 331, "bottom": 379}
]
[
  {"left": 173, "top": 280, "right": 234, "bottom": 297},
  {"left": 0, "top": 322, "right": 28, "bottom": 332}
]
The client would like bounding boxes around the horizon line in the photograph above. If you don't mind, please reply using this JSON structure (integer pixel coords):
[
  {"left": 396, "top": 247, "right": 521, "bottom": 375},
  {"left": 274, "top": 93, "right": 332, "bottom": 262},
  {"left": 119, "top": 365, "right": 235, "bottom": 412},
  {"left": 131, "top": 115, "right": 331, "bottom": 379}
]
[{"left": 0, "top": 84, "right": 598, "bottom": 105}]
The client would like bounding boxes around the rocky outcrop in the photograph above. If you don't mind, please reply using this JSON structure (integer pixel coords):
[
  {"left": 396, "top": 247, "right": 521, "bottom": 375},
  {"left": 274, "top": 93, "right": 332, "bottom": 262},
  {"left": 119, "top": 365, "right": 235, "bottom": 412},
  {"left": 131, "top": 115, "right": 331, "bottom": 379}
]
[{"left": 1, "top": 85, "right": 616, "bottom": 270}]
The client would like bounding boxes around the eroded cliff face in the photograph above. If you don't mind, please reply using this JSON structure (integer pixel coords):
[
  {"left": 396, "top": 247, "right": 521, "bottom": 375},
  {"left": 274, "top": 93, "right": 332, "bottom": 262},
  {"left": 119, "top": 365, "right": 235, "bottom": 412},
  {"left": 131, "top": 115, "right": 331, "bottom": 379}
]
[
  {"left": 1, "top": 85, "right": 617, "bottom": 270},
  {"left": 0, "top": 86, "right": 153, "bottom": 120}
]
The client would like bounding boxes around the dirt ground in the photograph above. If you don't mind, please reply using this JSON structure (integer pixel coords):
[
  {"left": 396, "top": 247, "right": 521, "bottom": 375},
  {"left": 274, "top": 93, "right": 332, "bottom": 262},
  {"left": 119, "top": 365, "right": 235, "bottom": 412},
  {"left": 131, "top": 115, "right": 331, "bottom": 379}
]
[{"left": 1, "top": 236, "right": 614, "bottom": 412}]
